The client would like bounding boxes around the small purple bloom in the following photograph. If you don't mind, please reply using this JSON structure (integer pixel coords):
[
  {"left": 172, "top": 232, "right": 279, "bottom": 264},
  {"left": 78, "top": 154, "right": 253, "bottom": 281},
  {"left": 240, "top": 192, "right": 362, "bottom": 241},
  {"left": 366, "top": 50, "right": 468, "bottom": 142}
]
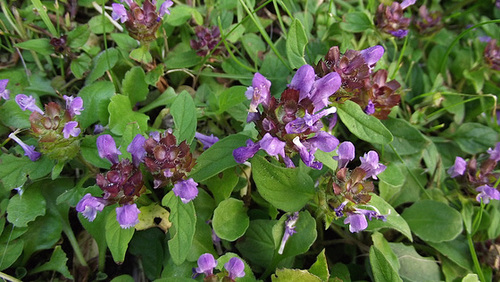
[
  {"left": 111, "top": 3, "right": 128, "bottom": 23},
  {"left": 76, "top": 193, "right": 107, "bottom": 221},
  {"left": 195, "top": 132, "right": 219, "bottom": 150},
  {"left": 364, "top": 100, "right": 375, "bottom": 115},
  {"left": 246, "top": 73, "right": 271, "bottom": 112},
  {"left": 447, "top": 156, "right": 466, "bottom": 178},
  {"left": 127, "top": 134, "right": 146, "bottom": 167},
  {"left": 487, "top": 143, "right": 500, "bottom": 161},
  {"left": 224, "top": 257, "right": 246, "bottom": 279},
  {"left": 344, "top": 213, "right": 368, "bottom": 233},
  {"left": 259, "top": 133, "right": 286, "bottom": 159},
  {"left": 285, "top": 107, "right": 337, "bottom": 134},
  {"left": 359, "top": 151, "right": 386, "bottom": 179},
  {"left": 278, "top": 212, "right": 299, "bottom": 255},
  {"left": 400, "top": 0, "right": 416, "bottom": 9},
  {"left": 94, "top": 124, "right": 106, "bottom": 134},
  {"left": 233, "top": 139, "right": 260, "bottom": 163},
  {"left": 0, "top": 79, "right": 10, "bottom": 100},
  {"left": 333, "top": 141, "right": 355, "bottom": 168},
  {"left": 360, "top": 45, "right": 385, "bottom": 67},
  {"left": 479, "top": 36, "right": 492, "bottom": 43},
  {"left": 193, "top": 253, "right": 217, "bottom": 278},
  {"left": 63, "top": 95, "right": 84, "bottom": 117},
  {"left": 293, "top": 137, "right": 322, "bottom": 170},
  {"left": 476, "top": 185, "right": 500, "bottom": 204},
  {"left": 15, "top": 94, "right": 44, "bottom": 114},
  {"left": 97, "top": 134, "right": 121, "bottom": 165},
  {"left": 159, "top": 0, "right": 173, "bottom": 17},
  {"left": 309, "top": 72, "right": 342, "bottom": 112},
  {"left": 390, "top": 29, "right": 409, "bottom": 38},
  {"left": 63, "top": 121, "right": 81, "bottom": 139},
  {"left": 116, "top": 204, "right": 140, "bottom": 229},
  {"left": 307, "top": 131, "right": 339, "bottom": 153},
  {"left": 173, "top": 178, "right": 199, "bottom": 203},
  {"left": 8, "top": 132, "right": 41, "bottom": 161},
  {"left": 290, "top": 64, "right": 315, "bottom": 101},
  {"left": 262, "top": 118, "right": 276, "bottom": 132},
  {"left": 334, "top": 201, "right": 348, "bottom": 217}
]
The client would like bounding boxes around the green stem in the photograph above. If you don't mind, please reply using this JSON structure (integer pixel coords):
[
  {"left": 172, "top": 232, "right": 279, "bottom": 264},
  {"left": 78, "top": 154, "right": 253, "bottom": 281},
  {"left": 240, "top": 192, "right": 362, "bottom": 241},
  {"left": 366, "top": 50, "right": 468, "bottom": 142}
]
[
  {"left": 272, "top": 0, "right": 287, "bottom": 39},
  {"left": 0, "top": 271, "right": 22, "bottom": 282},
  {"left": 390, "top": 35, "right": 408, "bottom": 80},
  {"left": 62, "top": 223, "right": 88, "bottom": 267},
  {"left": 466, "top": 232, "right": 485, "bottom": 282}
]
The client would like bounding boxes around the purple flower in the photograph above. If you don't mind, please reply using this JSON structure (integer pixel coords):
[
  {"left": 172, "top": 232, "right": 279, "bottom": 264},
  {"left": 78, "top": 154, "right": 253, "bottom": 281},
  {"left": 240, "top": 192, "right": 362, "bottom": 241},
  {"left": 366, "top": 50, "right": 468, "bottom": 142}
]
[
  {"left": 8, "top": 132, "right": 41, "bottom": 161},
  {"left": 334, "top": 201, "right": 348, "bottom": 217},
  {"left": 400, "top": 0, "right": 416, "bottom": 9},
  {"left": 307, "top": 131, "right": 339, "bottom": 153},
  {"left": 359, "top": 151, "right": 386, "bottom": 179},
  {"left": 76, "top": 193, "right": 107, "bottom": 221},
  {"left": 127, "top": 134, "right": 146, "bottom": 167},
  {"left": 487, "top": 143, "right": 500, "bottom": 161},
  {"left": 97, "top": 134, "right": 121, "bottom": 165},
  {"left": 293, "top": 137, "right": 322, "bottom": 170},
  {"left": 364, "top": 100, "right": 375, "bottom": 115},
  {"left": 344, "top": 212, "right": 368, "bottom": 233},
  {"left": 259, "top": 133, "right": 285, "bottom": 159},
  {"left": 63, "top": 95, "right": 84, "bottom": 117},
  {"left": 15, "top": 94, "right": 44, "bottom": 114},
  {"left": 116, "top": 204, "right": 140, "bottom": 229},
  {"left": 333, "top": 141, "right": 355, "bottom": 168},
  {"left": 476, "top": 185, "right": 500, "bottom": 204},
  {"left": 195, "top": 132, "right": 219, "bottom": 150},
  {"left": 390, "top": 29, "right": 409, "bottom": 38},
  {"left": 193, "top": 253, "right": 217, "bottom": 278},
  {"left": 63, "top": 121, "right": 81, "bottom": 139},
  {"left": 173, "top": 178, "right": 199, "bottom": 203},
  {"left": 447, "top": 156, "right": 466, "bottom": 178},
  {"left": 159, "top": 0, "right": 173, "bottom": 17},
  {"left": 224, "top": 257, "right": 245, "bottom": 279},
  {"left": 233, "top": 139, "right": 261, "bottom": 163},
  {"left": 246, "top": 73, "right": 271, "bottom": 112},
  {"left": 359, "top": 45, "right": 385, "bottom": 68},
  {"left": 0, "top": 79, "right": 10, "bottom": 100},
  {"left": 290, "top": 64, "right": 315, "bottom": 101},
  {"left": 94, "top": 124, "right": 106, "bottom": 134},
  {"left": 285, "top": 107, "right": 337, "bottom": 134},
  {"left": 111, "top": 3, "right": 128, "bottom": 23},
  {"left": 278, "top": 212, "right": 299, "bottom": 255},
  {"left": 309, "top": 72, "right": 342, "bottom": 112}
]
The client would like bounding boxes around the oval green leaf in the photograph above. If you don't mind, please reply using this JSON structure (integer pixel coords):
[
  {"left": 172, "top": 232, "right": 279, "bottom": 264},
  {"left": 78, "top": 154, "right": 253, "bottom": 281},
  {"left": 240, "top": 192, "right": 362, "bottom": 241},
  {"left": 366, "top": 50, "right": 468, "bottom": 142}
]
[{"left": 213, "top": 198, "right": 249, "bottom": 241}]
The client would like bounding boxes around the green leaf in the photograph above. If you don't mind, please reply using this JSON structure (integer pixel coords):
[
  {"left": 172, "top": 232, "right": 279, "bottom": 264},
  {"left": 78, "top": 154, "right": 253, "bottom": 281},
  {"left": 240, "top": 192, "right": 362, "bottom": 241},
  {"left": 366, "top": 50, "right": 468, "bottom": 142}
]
[
  {"left": 0, "top": 154, "right": 52, "bottom": 191},
  {"left": 278, "top": 211, "right": 317, "bottom": 258},
  {"left": 7, "top": 186, "right": 46, "bottom": 227},
  {"left": 286, "top": 19, "right": 308, "bottom": 69},
  {"left": 0, "top": 239, "right": 23, "bottom": 271},
  {"left": 30, "top": 246, "right": 73, "bottom": 279},
  {"left": 402, "top": 200, "right": 463, "bottom": 243},
  {"left": 21, "top": 213, "right": 62, "bottom": 263},
  {"left": 86, "top": 48, "right": 119, "bottom": 84},
  {"left": 122, "top": 66, "right": 149, "bottom": 105},
  {"left": 336, "top": 101, "right": 393, "bottom": 145},
  {"left": 79, "top": 203, "right": 112, "bottom": 267},
  {"left": 171, "top": 91, "right": 197, "bottom": 144},
  {"left": 108, "top": 95, "right": 149, "bottom": 136},
  {"left": 251, "top": 155, "right": 315, "bottom": 212},
  {"left": 339, "top": 12, "right": 373, "bottom": 33},
  {"left": 165, "top": 5, "right": 194, "bottom": 26},
  {"left": 129, "top": 229, "right": 165, "bottom": 280},
  {"left": 130, "top": 45, "right": 153, "bottom": 64},
  {"left": 365, "top": 194, "right": 413, "bottom": 241},
  {"left": 205, "top": 168, "right": 239, "bottom": 204},
  {"left": 272, "top": 269, "right": 322, "bottom": 281},
  {"left": 165, "top": 48, "right": 202, "bottom": 68},
  {"left": 452, "top": 123, "right": 498, "bottom": 154},
  {"left": 80, "top": 135, "right": 112, "bottom": 169},
  {"left": 213, "top": 198, "right": 249, "bottom": 241},
  {"left": 0, "top": 99, "right": 31, "bottom": 129},
  {"left": 309, "top": 249, "right": 330, "bottom": 281},
  {"left": 186, "top": 220, "right": 217, "bottom": 262},
  {"left": 235, "top": 220, "right": 277, "bottom": 268},
  {"left": 380, "top": 118, "right": 429, "bottom": 155},
  {"left": 70, "top": 53, "right": 92, "bottom": 79},
  {"left": 189, "top": 134, "right": 249, "bottom": 182},
  {"left": 105, "top": 208, "right": 135, "bottom": 263},
  {"left": 78, "top": 81, "right": 115, "bottom": 129},
  {"left": 15, "top": 39, "right": 53, "bottom": 56},
  {"left": 242, "top": 33, "right": 266, "bottom": 64},
  {"left": 162, "top": 191, "right": 196, "bottom": 265},
  {"left": 370, "top": 232, "right": 402, "bottom": 282},
  {"left": 427, "top": 235, "right": 474, "bottom": 271},
  {"left": 217, "top": 86, "right": 248, "bottom": 114},
  {"left": 67, "top": 24, "right": 91, "bottom": 49},
  {"left": 110, "top": 33, "right": 138, "bottom": 51},
  {"left": 389, "top": 243, "right": 441, "bottom": 282},
  {"left": 110, "top": 275, "right": 135, "bottom": 282},
  {"left": 88, "top": 15, "right": 114, "bottom": 34}
]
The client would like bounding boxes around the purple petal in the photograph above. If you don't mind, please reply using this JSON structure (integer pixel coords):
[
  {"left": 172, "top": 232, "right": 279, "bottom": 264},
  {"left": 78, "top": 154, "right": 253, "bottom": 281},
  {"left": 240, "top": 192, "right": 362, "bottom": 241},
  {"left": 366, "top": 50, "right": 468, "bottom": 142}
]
[
  {"left": 390, "top": 29, "right": 409, "bottom": 38},
  {"left": 8, "top": 133, "right": 41, "bottom": 161},
  {"left": 15, "top": 94, "right": 44, "bottom": 114},
  {"left": 401, "top": 0, "right": 416, "bottom": 9},
  {"left": 310, "top": 72, "right": 341, "bottom": 111},
  {"left": 246, "top": 73, "right": 271, "bottom": 112},
  {"left": 224, "top": 257, "right": 246, "bottom": 279},
  {"left": 63, "top": 121, "right": 81, "bottom": 139},
  {"left": 0, "top": 79, "right": 10, "bottom": 100},
  {"left": 447, "top": 156, "right": 466, "bottom": 178},
  {"left": 487, "top": 143, "right": 500, "bottom": 161},
  {"left": 259, "top": 133, "right": 285, "bottom": 159},
  {"left": 333, "top": 141, "right": 355, "bottom": 168},
  {"left": 360, "top": 45, "right": 385, "bottom": 67},
  {"left": 307, "top": 131, "right": 339, "bottom": 153},
  {"left": 194, "top": 253, "right": 217, "bottom": 276},
  {"left": 195, "top": 132, "right": 219, "bottom": 150},
  {"left": 97, "top": 134, "right": 121, "bottom": 165},
  {"left": 476, "top": 185, "right": 500, "bottom": 204},
  {"left": 111, "top": 3, "right": 128, "bottom": 23},
  {"left": 364, "top": 100, "right": 375, "bottom": 115},
  {"left": 344, "top": 213, "right": 368, "bottom": 233},
  {"left": 127, "top": 134, "right": 146, "bottom": 167},
  {"left": 233, "top": 139, "right": 260, "bottom": 163},
  {"left": 76, "top": 193, "right": 106, "bottom": 221},
  {"left": 293, "top": 137, "right": 322, "bottom": 170},
  {"left": 290, "top": 64, "right": 315, "bottom": 101},
  {"left": 116, "top": 204, "right": 140, "bottom": 229},
  {"left": 359, "top": 151, "right": 386, "bottom": 179},
  {"left": 173, "top": 178, "right": 199, "bottom": 203},
  {"left": 159, "top": 0, "right": 173, "bottom": 17},
  {"left": 63, "top": 95, "right": 84, "bottom": 117},
  {"left": 278, "top": 212, "right": 299, "bottom": 254}
]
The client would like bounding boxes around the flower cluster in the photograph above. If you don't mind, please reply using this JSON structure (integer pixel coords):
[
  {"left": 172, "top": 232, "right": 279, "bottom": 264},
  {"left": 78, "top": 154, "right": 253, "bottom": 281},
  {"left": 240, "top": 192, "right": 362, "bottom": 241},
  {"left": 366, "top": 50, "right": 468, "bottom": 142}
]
[
  {"left": 111, "top": 0, "right": 173, "bottom": 42},
  {"left": 233, "top": 64, "right": 341, "bottom": 169},
  {"left": 484, "top": 39, "right": 500, "bottom": 71},
  {"left": 448, "top": 143, "right": 500, "bottom": 205},
  {"left": 315, "top": 45, "right": 401, "bottom": 119},
  {"left": 14, "top": 94, "right": 83, "bottom": 161},
  {"left": 190, "top": 26, "right": 223, "bottom": 57},
  {"left": 193, "top": 253, "right": 245, "bottom": 281},
  {"left": 415, "top": 5, "right": 442, "bottom": 35},
  {"left": 375, "top": 0, "right": 415, "bottom": 38}
]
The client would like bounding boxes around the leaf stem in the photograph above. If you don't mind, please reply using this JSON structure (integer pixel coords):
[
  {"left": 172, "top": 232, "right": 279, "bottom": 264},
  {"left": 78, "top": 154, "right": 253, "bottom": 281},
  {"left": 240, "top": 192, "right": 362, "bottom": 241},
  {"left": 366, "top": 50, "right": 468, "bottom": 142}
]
[
  {"left": 62, "top": 223, "right": 88, "bottom": 267},
  {"left": 467, "top": 231, "right": 485, "bottom": 282}
]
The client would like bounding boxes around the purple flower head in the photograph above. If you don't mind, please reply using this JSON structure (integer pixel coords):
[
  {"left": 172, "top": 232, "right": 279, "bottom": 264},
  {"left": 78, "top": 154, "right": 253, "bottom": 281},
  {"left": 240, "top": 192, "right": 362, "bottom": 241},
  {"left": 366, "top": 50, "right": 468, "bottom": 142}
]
[
  {"left": 259, "top": 133, "right": 286, "bottom": 160},
  {"left": 63, "top": 121, "right": 81, "bottom": 139},
  {"left": 94, "top": 124, "right": 106, "bottom": 134},
  {"left": 290, "top": 64, "right": 315, "bottom": 101},
  {"left": 15, "top": 94, "right": 44, "bottom": 114},
  {"left": 127, "top": 134, "right": 146, "bottom": 167},
  {"left": 116, "top": 204, "right": 140, "bottom": 229},
  {"left": 195, "top": 132, "right": 219, "bottom": 150},
  {"left": 400, "top": 0, "right": 416, "bottom": 9},
  {"left": 97, "top": 134, "right": 122, "bottom": 165},
  {"left": 360, "top": 45, "right": 385, "bottom": 69},
  {"left": 246, "top": 73, "right": 271, "bottom": 112},
  {"left": 359, "top": 151, "right": 386, "bottom": 179},
  {"left": 63, "top": 95, "right": 84, "bottom": 117},
  {"left": 476, "top": 185, "right": 500, "bottom": 204},
  {"left": 0, "top": 79, "right": 10, "bottom": 100},
  {"left": 278, "top": 212, "right": 299, "bottom": 255},
  {"left": 364, "top": 100, "right": 375, "bottom": 115},
  {"left": 76, "top": 193, "right": 107, "bottom": 221},
  {"left": 447, "top": 156, "right": 466, "bottom": 178},
  {"left": 487, "top": 143, "right": 500, "bottom": 161},
  {"left": 224, "top": 257, "right": 246, "bottom": 279},
  {"left": 285, "top": 107, "right": 337, "bottom": 134},
  {"left": 309, "top": 72, "right": 342, "bottom": 112},
  {"left": 334, "top": 201, "right": 348, "bottom": 217},
  {"left": 479, "top": 36, "right": 491, "bottom": 43},
  {"left": 159, "top": 0, "right": 173, "bottom": 17},
  {"left": 333, "top": 141, "right": 355, "bottom": 168},
  {"left": 193, "top": 253, "right": 217, "bottom": 278},
  {"left": 344, "top": 212, "right": 368, "bottom": 233},
  {"left": 307, "top": 131, "right": 339, "bottom": 153},
  {"left": 390, "top": 29, "right": 409, "bottom": 38},
  {"left": 111, "top": 3, "right": 128, "bottom": 23},
  {"left": 233, "top": 139, "right": 261, "bottom": 164},
  {"left": 293, "top": 137, "right": 322, "bottom": 170},
  {"left": 173, "top": 178, "right": 199, "bottom": 203},
  {"left": 8, "top": 132, "right": 41, "bottom": 161}
]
